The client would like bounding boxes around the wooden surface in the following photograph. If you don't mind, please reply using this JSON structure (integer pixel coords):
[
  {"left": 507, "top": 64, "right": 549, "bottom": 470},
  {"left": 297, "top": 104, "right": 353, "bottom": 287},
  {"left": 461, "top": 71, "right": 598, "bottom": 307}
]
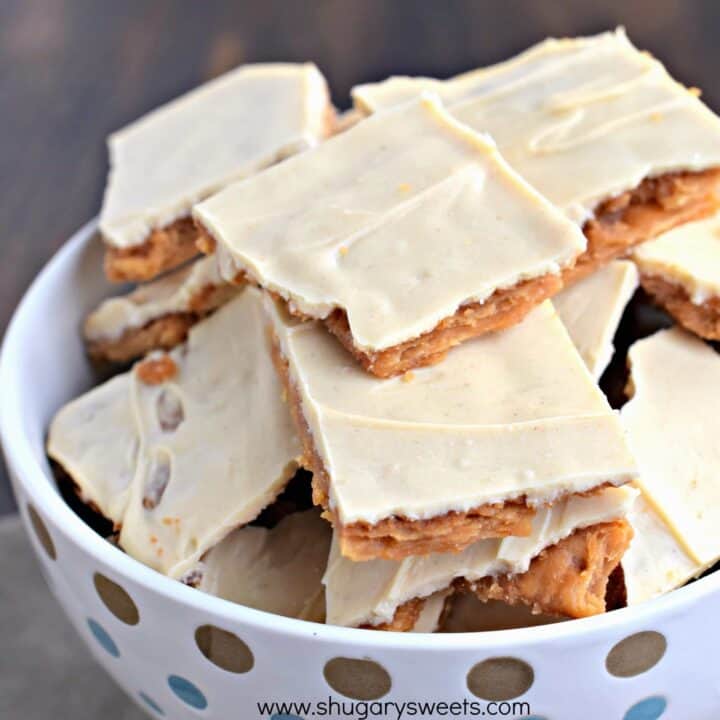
[{"left": 2, "top": 0, "right": 720, "bottom": 514}]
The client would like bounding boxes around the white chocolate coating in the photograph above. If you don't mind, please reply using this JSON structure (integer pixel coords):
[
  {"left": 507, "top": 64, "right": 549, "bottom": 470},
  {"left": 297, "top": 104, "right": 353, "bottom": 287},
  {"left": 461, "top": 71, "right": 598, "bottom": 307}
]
[
  {"left": 47, "top": 374, "right": 136, "bottom": 523},
  {"left": 100, "top": 63, "right": 331, "bottom": 248},
  {"left": 621, "top": 328, "right": 720, "bottom": 603},
  {"left": 197, "top": 510, "right": 330, "bottom": 622},
  {"left": 410, "top": 590, "right": 451, "bottom": 633},
  {"left": 324, "top": 486, "right": 637, "bottom": 627},
  {"left": 267, "top": 296, "right": 637, "bottom": 525},
  {"left": 196, "top": 94, "right": 586, "bottom": 352},
  {"left": 84, "top": 256, "right": 233, "bottom": 342},
  {"left": 48, "top": 288, "right": 302, "bottom": 579},
  {"left": 554, "top": 260, "right": 639, "bottom": 379},
  {"left": 353, "top": 30, "right": 720, "bottom": 224},
  {"left": 633, "top": 211, "right": 720, "bottom": 303}
]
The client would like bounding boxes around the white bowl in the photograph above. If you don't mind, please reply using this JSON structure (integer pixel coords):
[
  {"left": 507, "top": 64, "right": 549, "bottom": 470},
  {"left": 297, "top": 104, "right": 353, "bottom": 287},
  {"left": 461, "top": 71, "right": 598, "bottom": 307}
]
[{"left": 0, "top": 221, "right": 716, "bottom": 720}]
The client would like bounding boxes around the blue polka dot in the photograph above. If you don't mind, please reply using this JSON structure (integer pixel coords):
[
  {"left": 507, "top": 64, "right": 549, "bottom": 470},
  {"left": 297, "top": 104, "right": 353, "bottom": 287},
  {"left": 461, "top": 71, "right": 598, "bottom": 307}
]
[
  {"left": 87, "top": 618, "right": 119, "bottom": 658},
  {"left": 624, "top": 696, "right": 667, "bottom": 720},
  {"left": 168, "top": 675, "right": 207, "bottom": 710},
  {"left": 139, "top": 692, "right": 164, "bottom": 715}
]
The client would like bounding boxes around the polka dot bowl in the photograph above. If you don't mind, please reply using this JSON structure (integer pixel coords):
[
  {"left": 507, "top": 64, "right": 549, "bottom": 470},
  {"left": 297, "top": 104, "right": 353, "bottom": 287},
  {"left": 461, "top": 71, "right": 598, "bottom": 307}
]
[{"left": 0, "top": 221, "right": 716, "bottom": 720}]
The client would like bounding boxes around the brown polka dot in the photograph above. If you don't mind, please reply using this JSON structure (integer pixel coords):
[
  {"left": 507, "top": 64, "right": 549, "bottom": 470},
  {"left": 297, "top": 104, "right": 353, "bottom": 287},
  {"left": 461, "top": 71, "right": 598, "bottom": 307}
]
[
  {"left": 195, "top": 625, "right": 254, "bottom": 674},
  {"left": 28, "top": 504, "right": 56, "bottom": 560},
  {"left": 93, "top": 573, "right": 139, "bottom": 625},
  {"left": 323, "top": 657, "right": 391, "bottom": 700},
  {"left": 606, "top": 631, "right": 667, "bottom": 678},
  {"left": 466, "top": 657, "right": 534, "bottom": 701}
]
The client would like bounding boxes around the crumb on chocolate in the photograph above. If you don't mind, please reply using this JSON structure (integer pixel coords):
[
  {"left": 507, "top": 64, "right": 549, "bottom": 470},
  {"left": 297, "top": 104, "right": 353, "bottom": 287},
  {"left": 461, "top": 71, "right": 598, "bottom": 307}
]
[
  {"left": 137, "top": 354, "right": 178, "bottom": 385},
  {"left": 180, "top": 568, "right": 204, "bottom": 587},
  {"left": 196, "top": 228, "right": 216, "bottom": 255}
]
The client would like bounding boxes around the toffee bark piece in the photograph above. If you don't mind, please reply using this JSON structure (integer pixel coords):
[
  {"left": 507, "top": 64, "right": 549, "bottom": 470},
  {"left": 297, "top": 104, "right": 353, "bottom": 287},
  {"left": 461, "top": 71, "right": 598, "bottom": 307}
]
[
  {"left": 267, "top": 295, "right": 637, "bottom": 562},
  {"left": 353, "top": 30, "right": 720, "bottom": 285},
  {"left": 196, "top": 94, "right": 586, "bottom": 377},
  {"left": 101, "top": 63, "right": 332, "bottom": 282},
  {"left": 634, "top": 211, "right": 720, "bottom": 339},
  {"left": 48, "top": 288, "right": 302, "bottom": 579},
  {"left": 85, "top": 256, "right": 240, "bottom": 363},
  {"left": 621, "top": 328, "right": 720, "bottom": 604},
  {"left": 553, "top": 260, "right": 638, "bottom": 379}
]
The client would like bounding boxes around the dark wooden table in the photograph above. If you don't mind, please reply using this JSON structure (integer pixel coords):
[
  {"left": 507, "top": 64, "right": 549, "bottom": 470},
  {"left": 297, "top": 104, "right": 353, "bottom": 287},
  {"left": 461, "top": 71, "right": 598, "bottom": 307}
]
[{"left": 2, "top": 0, "right": 720, "bottom": 515}]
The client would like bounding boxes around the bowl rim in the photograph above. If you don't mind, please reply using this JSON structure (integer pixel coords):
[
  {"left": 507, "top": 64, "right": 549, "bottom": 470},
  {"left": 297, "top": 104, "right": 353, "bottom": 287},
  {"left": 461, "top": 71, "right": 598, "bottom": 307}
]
[{"left": 1, "top": 218, "right": 716, "bottom": 651}]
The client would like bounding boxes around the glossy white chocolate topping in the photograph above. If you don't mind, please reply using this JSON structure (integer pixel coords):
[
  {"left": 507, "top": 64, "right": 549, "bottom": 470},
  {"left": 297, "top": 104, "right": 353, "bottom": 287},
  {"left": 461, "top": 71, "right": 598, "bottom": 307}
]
[
  {"left": 196, "top": 94, "right": 585, "bottom": 352},
  {"left": 48, "top": 288, "right": 302, "bottom": 578},
  {"left": 554, "top": 260, "right": 638, "bottom": 379},
  {"left": 47, "top": 373, "right": 136, "bottom": 523},
  {"left": 353, "top": 30, "right": 720, "bottom": 224},
  {"left": 410, "top": 590, "right": 451, "bottom": 633},
  {"left": 621, "top": 328, "right": 720, "bottom": 603},
  {"left": 267, "top": 296, "right": 637, "bottom": 525},
  {"left": 100, "top": 63, "right": 331, "bottom": 248},
  {"left": 633, "top": 211, "right": 720, "bottom": 303}
]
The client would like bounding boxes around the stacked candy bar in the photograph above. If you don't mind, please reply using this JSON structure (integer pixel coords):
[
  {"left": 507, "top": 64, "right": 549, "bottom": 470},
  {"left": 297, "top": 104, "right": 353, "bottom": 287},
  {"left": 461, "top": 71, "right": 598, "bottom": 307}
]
[
  {"left": 48, "top": 31, "right": 720, "bottom": 632},
  {"left": 100, "top": 63, "right": 333, "bottom": 283}
]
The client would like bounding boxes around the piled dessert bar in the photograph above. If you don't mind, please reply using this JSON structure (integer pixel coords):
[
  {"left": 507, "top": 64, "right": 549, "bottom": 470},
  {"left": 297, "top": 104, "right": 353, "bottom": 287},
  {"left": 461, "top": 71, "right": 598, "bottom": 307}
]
[
  {"left": 85, "top": 256, "right": 239, "bottom": 363},
  {"left": 621, "top": 328, "right": 720, "bottom": 604},
  {"left": 47, "top": 32, "right": 720, "bottom": 631},
  {"left": 194, "top": 93, "right": 586, "bottom": 377},
  {"left": 634, "top": 212, "right": 720, "bottom": 339},
  {"left": 49, "top": 288, "right": 302, "bottom": 579},
  {"left": 265, "top": 297, "right": 636, "bottom": 562},
  {"left": 553, "top": 260, "right": 638, "bottom": 380},
  {"left": 100, "top": 63, "right": 333, "bottom": 282},
  {"left": 353, "top": 29, "right": 720, "bottom": 287}
]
